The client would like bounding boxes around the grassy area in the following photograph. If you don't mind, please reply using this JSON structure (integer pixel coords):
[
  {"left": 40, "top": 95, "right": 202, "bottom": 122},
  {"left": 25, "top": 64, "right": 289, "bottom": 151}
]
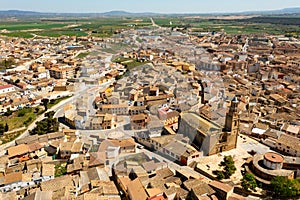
[
  {"left": 113, "top": 57, "right": 148, "bottom": 70},
  {"left": 90, "top": 32, "right": 113, "bottom": 38},
  {"left": 1, "top": 16, "right": 299, "bottom": 39},
  {"left": 182, "top": 18, "right": 300, "bottom": 36},
  {"left": 34, "top": 30, "right": 88, "bottom": 37},
  {"left": 77, "top": 52, "right": 91, "bottom": 59},
  {"left": 0, "top": 32, "right": 34, "bottom": 38},
  {"left": 0, "top": 23, "right": 67, "bottom": 31},
  {"left": 0, "top": 17, "right": 153, "bottom": 38},
  {"left": 48, "top": 96, "right": 72, "bottom": 109},
  {"left": 153, "top": 17, "right": 182, "bottom": 27},
  {"left": 0, "top": 130, "right": 24, "bottom": 144},
  {"left": 1, "top": 107, "right": 43, "bottom": 131}
]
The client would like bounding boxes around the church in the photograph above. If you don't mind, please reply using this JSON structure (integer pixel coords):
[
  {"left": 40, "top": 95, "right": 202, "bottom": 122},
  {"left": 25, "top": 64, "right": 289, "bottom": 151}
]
[{"left": 177, "top": 97, "right": 240, "bottom": 156}]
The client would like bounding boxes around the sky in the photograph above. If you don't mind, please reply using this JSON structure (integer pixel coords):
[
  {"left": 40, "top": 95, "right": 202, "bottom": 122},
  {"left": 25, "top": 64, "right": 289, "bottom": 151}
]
[{"left": 1, "top": 0, "right": 300, "bottom": 13}]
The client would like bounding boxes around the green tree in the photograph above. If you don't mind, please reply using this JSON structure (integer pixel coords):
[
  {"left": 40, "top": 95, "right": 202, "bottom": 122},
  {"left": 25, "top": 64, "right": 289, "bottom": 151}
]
[
  {"left": 220, "top": 155, "right": 236, "bottom": 178},
  {"left": 45, "top": 111, "right": 55, "bottom": 118},
  {"left": 17, "top": 109, "right": 27, "bottom": 117},
  {"left": 4, "top": 123, "right": 9, "bottom": 132},
  {"left": 241, "top": 173, "right": 257, "bottom": 191},
  {"left": 4, "top": 108, "right": 12, "bottom": 116},
  {"left": 0, "top": 124, "right": 4, "bottom": 135},
  {"left": 216, "top": 171, "right": 225, "bottom": 180},
  {"left": 271, "top": 176, "right": 300, "bottom": 198},
  {"left": 0, "top": 58, "right": 16, "bottom": 69},
  {"left": 41, "top": 98, "right": 49, "bottom": 111},
  {"left": 215, "top": 155, "right": 237, "bottom": 180},
  {"left": 23, "top": 116, "right": 33, "bottom": 126},
  {"left": 29, "top": 111, "right": 59, "bottom": 135},
  {"left": 54, "top": 164, "right": 67, "bottom": 177},
  {"left": 14, "top": 79, "right": 20, "bottom": 84},
  {"left": 34, "top": 107, "right": 40, "bottom": 113}
]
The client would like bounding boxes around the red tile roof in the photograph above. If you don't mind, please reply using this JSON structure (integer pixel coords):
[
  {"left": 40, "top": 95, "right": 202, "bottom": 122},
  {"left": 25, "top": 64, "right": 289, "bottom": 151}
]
[{"left": 0, "top": 84, "right": 14, "bottom": 90}]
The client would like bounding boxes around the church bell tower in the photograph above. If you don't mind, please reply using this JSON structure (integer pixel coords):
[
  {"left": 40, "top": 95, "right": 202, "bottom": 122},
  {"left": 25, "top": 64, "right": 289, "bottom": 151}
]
[{"left": 224, "top": 96, "right": 240, "bottom": 148}]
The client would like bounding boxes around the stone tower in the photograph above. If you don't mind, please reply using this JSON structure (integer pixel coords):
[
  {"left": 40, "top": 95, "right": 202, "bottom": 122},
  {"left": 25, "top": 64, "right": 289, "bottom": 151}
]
[
  {"left": 197, "top": 80, "right": 206, "bottom": 105},
  {"left": 224, "top": 96, "right": 240, "bottom": 149}
]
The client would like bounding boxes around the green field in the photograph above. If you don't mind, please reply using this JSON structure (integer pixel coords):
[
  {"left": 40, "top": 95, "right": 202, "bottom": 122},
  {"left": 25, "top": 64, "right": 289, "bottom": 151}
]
[
  {"left": 0, "top": 17, "right": 152, "bottom": 38},
  {"left": 0, "top": 23, "right": 67, "bottom": 31},
  {"left": 1, "top": 32, "right": 34, "bottom": 38},
  {"left": 152, "top": 17, "right": 300, "bottom": 36},
  {"left": 1, "top": 107, "right": 42, "bottom": 131},
  {"left": 77, "top": 52, "right": 91, "bottom": 59},
  {"left": 0, "top": 15, "right": 299, "bottom": 38},
  {"left": 34, "top": 30, "right": 88, "bottom": 37}
]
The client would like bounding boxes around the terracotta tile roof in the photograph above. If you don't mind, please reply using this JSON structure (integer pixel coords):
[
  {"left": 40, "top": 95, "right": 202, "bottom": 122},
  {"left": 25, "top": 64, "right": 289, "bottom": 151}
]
[
  {"left": 23, "top": 191, "right": 53, "bottom": 200},
  {"left": 156, "top": 168, "right": 174, "bottom": 179},
  {"left": 209, "top": 181, "right": 233, "bottom": 193},
  {"left": 88, "top": 152, "right": 105, "bottom": 168},
  {"left": 15, "top": 135, "right": 39, "bottom": 145},
  {"left": 27, "top": 142, "right": 43, "bottom": 152},
  {"left": 47, "top": 132, "right": 64, "bottom": 140},
  {"left": 277, "top": 134, "right": 300, "bottom": 152},
  {"left": 184, "top": 179, "right": 214, "bottom": 195},
  {"left": 42, "top": 163, "right": 55, "bottom": 177},
  {"left": 108, "top": 138, "right": 136, "bottom": 148},
  {"left": 71, "top": 142, "right": 83, "bottom": 153},
  {"left": 0, "top": 84, "right": 14, "bottom": 90},
  {"left": 40, "top": 175, "right": 73, "bottom": 192},
  {"left": 146, "top": 188, "right": 164, "bottom": 197},
  {"left": 118, "top": 176, "right": 131, "bottom": 188},
  {"left": 130, "top": 113, "right": 148, "bottom": 121},
  {"left": 7, "top": 144, "right": 30, "bottom": 158},
  {"left": 4, "top": 171, "right": 23, "bottom": 185},
  {"left": 127, "top": 178, "right": 148, "bottom": 200},
  {"left": 60, "top": 141, "right": 74, "bottom": 151}
]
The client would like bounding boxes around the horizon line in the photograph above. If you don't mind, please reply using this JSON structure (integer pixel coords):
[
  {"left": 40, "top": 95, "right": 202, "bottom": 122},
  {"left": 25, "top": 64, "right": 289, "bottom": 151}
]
[{"left": 0, "top": 7, "right": 300, "bottom": 15}]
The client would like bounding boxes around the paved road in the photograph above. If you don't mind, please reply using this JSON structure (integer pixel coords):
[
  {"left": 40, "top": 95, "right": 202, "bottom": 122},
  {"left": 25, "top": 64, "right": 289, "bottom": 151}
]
[
  {"left": 0, "top": 81, "right": 112, "bottom": 154},
  {"left": 150, "top": 18, "right": 160, "bottom": 28}
]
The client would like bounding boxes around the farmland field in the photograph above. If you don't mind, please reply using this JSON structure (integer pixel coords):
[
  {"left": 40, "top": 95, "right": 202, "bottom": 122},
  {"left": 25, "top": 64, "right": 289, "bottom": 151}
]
[
  {"left": 152, "top": 16, "right": 300, "bottom": 36},
  {"left": 0, "top": 15, "right": 299, "bottom": 38},
  {"left": 0, "top": 17, "right": 153, "bottom": 38}
]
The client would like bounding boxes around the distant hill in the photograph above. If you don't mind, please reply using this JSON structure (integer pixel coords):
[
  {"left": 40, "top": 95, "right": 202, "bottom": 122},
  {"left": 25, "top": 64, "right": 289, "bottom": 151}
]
[
  {"left": 0, "top": 10, "right": 159, "bottom": 17},
  {"left": 102, "top": 10, "right": 158, "bottom": 16},
  {"left": 0, "top": 10, "right": 42, "bottom": 15},
  {"left": 240, "top": 7, "right": 300, "bottom": 15},
  {"left": 278, "top": 7, "right": 300, "bottom": 14},
  {"left": 0, "top": 7, "right": 300, "bottom": 17}
]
